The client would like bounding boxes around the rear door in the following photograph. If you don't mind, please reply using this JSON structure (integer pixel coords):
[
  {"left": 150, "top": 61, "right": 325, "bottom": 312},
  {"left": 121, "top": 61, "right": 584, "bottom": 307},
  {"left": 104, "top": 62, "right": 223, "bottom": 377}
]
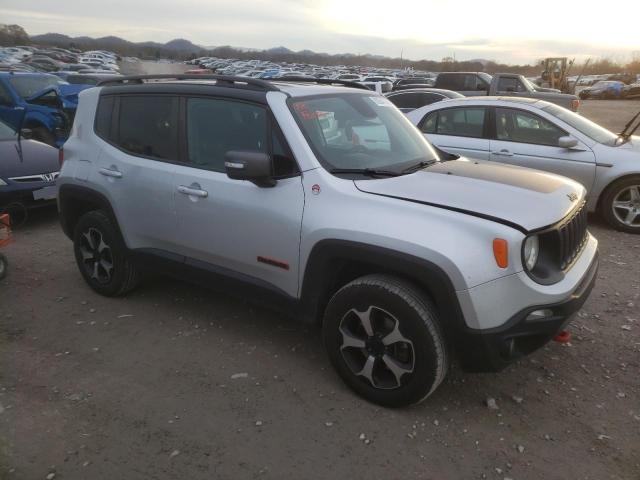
[
  {"left": 418, "top": 106, "right": 491, "bottom": 160},
  {"left": 92, "top": 94, "right": 180, "bottom": 252},
  {"left": 172, "top": 96, "right": 304, "bottom": 298},
  {"left": 489, "top": 107, "right": 596, "bottom": 190}
]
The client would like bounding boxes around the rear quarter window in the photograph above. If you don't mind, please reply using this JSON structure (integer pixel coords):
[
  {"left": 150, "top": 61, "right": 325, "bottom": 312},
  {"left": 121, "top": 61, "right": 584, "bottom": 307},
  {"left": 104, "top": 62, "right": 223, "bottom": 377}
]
[{"left": 94, "top": 96, "right": 115, "bottom": 140}]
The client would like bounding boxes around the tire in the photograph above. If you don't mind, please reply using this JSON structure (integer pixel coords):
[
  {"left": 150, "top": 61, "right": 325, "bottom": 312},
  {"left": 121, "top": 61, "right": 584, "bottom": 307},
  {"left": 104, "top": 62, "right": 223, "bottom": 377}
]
[
  {"left": 73, "top": 210, "right": 141, "bottom": 296},
  {"left": 601, "top": 176, "right": 640, "bottom": 233},
  {"left": 0, "top": 253, "right": 7, "bottom": 281},
  {"left": 322, "top": 274, "right": 449, "bottom": 407},
  {"left": 30, "top": 126, "right": 57, "bottom": 147}
]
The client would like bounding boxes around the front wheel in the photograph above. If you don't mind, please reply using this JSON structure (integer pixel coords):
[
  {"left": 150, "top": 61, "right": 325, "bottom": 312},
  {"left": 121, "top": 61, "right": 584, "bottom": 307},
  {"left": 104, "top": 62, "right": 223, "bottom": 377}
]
[
  {"left": 323, "top": 274, "right": 449, "bottom": 407},
  {"left": 601, "top": 177, "right": 640, "bottom": 233}
]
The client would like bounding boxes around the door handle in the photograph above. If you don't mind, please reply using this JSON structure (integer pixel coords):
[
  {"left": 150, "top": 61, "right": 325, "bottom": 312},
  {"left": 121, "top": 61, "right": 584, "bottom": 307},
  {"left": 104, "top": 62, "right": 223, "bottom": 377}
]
[
  {"left": 98, "top": 167, "right": 123, "bottom": 178},
  {"left": 177, "top": 185, "right": 208, "bottom": 198},
  {"left": 491, "top": 149, "right": 514, "bottom": 157}
]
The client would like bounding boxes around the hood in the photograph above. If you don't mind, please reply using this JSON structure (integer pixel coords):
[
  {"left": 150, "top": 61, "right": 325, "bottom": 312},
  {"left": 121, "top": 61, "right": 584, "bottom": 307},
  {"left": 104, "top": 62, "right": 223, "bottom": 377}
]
[
  {"left": 354, "top": 159, "right": 586, "bottom": 232},
  {"left": 614, "top": 135, "right": 640, "bottom": 152},
  {"left": 25, "top": 85, "right": 79, "bottom": 109},
  {"left": 0, "top": 138, "right": 59, "bottom": 179}
]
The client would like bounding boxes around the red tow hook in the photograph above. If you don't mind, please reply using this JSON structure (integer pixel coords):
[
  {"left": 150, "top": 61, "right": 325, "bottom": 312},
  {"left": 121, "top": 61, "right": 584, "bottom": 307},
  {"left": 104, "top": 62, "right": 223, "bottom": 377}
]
[{"left": 553, "top": 330, "right": 571, "bottom": 343}]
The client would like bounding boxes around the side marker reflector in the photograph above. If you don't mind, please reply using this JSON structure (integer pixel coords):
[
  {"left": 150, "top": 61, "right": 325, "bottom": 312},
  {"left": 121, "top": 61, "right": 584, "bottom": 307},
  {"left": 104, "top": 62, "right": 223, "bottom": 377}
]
[{"left": 493, "top": 238, "right": 509, "bottom": 268}]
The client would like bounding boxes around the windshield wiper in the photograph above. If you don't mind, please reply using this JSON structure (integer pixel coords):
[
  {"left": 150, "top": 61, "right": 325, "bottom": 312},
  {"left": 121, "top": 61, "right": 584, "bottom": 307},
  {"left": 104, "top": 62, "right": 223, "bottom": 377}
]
[
  {"left": 329, "top": 168, "right": 401, "bottom": 177},
  {"left": 618, "top": 110, "right": 640, "bottom": 142},
  {"left": 401, "top": 159, "right": 438, "bottom": 174}
]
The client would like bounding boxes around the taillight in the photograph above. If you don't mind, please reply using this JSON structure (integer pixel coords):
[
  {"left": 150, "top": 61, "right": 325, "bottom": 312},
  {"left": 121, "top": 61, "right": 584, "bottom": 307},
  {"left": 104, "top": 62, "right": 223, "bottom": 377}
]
[
  {"left": 58, "top": 148, "right": 64, "bottom": 167},
  {"left": 571, "top": 99, "right": 580, "bottom": 111}
]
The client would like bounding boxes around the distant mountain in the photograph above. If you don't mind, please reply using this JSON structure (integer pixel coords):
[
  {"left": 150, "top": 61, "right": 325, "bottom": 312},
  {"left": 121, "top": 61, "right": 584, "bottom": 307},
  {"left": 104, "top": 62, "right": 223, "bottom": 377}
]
[
  {"left": 10, "top": 26, "right": 544, "bottom": 74},
  {"left": 164, "top": 38, "right": 201, "bottom": 53}
]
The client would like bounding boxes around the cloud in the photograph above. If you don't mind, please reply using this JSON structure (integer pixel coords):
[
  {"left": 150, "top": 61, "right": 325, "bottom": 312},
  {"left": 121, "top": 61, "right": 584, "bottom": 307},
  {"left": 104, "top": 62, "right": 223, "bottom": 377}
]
[{"left": 1, "top": 0, "right": 638, "bottom": 64}]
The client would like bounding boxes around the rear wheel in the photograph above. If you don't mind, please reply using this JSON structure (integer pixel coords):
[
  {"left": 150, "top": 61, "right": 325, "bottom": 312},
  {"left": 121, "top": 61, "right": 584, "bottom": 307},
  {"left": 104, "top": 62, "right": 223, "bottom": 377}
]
[
  {"left": 601, "top": 177, "right": 640, "bottom": 233},
  {"left": 323, "top": 274, "right": 449, "bottom": 407},
  {"left": 0, "top": 253, "right": 7, "bottom": 280},
  {"left": 73, "top": 210, "right": 141, "bottom": 296}
]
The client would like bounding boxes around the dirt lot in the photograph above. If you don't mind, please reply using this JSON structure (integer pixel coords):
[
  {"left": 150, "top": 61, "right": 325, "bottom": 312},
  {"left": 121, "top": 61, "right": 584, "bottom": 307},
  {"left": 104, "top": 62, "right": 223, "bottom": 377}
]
[{"left": 0, "top": 95, "right": 639, "bottom": 480}]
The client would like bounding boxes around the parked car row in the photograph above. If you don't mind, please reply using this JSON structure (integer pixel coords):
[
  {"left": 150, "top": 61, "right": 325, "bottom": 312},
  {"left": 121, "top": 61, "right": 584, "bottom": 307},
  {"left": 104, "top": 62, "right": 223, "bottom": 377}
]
[
  {"left": 0, "top": 46, "right": 125, "bottom": 150},
  {"left": 1, "top": 46, "right": 121, "bottom": 75}
]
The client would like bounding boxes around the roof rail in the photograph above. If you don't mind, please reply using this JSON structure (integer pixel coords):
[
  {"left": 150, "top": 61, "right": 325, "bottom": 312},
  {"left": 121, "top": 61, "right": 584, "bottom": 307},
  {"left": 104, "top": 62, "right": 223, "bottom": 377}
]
[
  {"left": 96, "top": 74, "right": 280, "bottom": 91},
  {"left": 268, "top": 77, "right": 371, "bottom": 90}
]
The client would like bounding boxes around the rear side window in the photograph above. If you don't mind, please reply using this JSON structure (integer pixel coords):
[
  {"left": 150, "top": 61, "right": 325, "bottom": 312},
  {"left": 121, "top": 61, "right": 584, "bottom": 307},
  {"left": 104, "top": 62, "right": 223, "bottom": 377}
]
[
  {"left": 421, "top": 107, "right": 486, "bottom": 138},
  {"left": 116, "top": 96, "right": 179, "bottom": 161},
  {"left": 94, "top": 96, "right": 115, "bottom": 140}
]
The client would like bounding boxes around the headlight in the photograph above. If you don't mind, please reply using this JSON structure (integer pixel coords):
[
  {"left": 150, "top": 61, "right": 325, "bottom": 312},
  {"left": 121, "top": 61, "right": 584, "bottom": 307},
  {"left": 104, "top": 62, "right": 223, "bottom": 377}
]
[
  {"left": 523, "top": 235, "right": 539, "bottom": 271},
  {"left": 0, "top": 178, "right": 7, "bottom": 186}
]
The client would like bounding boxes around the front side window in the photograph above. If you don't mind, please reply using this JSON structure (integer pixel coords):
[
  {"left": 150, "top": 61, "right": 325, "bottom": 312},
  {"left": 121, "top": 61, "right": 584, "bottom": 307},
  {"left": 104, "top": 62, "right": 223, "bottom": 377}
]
[
  {"left": 542, "top": 104, "right": 618, "bottom": 145},
  {"left": 117, "top": 96, "right": 179, "bottom": 161},
  {"left": 289, "top": 93, "right": 438, "bottom": 171},
  {"left": 496, "top": 108, "right": 566, "bottom": 146},
  {"left": 497, "top": 77, "right": 526, "bottom": 93},
  {"left": 421, "top": 107, "right": 486, "bottom": 138},
  {"left": 186, "top": 98, "right": 268, "bottom": 173}
]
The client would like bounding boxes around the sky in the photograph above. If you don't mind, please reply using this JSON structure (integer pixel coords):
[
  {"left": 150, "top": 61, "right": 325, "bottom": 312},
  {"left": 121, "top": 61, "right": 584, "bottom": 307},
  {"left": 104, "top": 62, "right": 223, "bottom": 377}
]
[{"left": 2, "top": 0, "right": 639, "bottom": 64}]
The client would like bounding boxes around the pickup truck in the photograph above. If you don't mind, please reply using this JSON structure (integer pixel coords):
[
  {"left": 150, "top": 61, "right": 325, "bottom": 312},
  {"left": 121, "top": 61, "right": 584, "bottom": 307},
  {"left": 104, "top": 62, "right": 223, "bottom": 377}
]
[{"left": 434, "top": 72, "right": 580, "bottom": 111}]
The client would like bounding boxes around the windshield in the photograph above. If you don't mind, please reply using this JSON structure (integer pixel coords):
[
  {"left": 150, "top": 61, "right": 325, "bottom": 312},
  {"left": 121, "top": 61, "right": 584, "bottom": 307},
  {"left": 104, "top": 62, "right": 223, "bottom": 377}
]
[
  {"left": 0, "top": 120, "right": 17, "bottom": 141},
  {"left": 543, "top": 104, "right": 619, "bottom": 145},
  {"left": 9, "top": 75, "right": 65, "bottom": 98},
  {"left": 289, "top": 93, "right": 439, "bottom": 172}
]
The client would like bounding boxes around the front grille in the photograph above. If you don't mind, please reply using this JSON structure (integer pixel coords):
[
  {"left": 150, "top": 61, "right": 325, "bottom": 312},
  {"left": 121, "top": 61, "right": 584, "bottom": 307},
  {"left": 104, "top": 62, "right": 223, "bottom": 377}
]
[{"left": 556, "top": 203, "right": 588, "bottom": 270}]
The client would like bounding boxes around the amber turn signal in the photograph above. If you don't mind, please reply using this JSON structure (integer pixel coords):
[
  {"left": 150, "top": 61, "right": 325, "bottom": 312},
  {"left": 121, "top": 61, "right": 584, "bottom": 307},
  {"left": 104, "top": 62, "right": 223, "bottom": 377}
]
[{"left": 493, "top": 238, "right": 508, "bottom": 268}]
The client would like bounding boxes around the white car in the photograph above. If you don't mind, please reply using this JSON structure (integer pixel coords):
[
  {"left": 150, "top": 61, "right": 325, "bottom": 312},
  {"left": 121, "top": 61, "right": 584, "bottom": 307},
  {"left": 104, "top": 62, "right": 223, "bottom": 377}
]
[{"left": 406, "top": 97, "right": 640, "bottom": 233}]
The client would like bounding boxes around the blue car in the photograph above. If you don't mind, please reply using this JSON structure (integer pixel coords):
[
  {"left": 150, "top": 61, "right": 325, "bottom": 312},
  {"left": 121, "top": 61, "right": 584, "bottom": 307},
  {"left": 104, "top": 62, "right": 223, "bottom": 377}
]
[
  {"left": 0, "top": 72, "right": 82, "bottom": 148},
  {"left": 579, "top": 80, "right": 625, "bottom": 100}
]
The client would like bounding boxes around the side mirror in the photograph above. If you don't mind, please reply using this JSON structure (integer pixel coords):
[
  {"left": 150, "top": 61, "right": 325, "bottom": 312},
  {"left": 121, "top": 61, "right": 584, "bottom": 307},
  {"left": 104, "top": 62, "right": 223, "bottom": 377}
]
[
  {"left": 477, "top": 84, "right": 488, "bottom": 91},
  {"left": 558, "top": 136, "right": 578, "bottom": 149},
  {"left": 224, "top": 150, "right": 275, "bottom": 188},
  {"left": 505, "top": 86, "right": 516, "bottom": 93},
  {"left": 20, "top": 128, "right": 33, "bottom": 140}
]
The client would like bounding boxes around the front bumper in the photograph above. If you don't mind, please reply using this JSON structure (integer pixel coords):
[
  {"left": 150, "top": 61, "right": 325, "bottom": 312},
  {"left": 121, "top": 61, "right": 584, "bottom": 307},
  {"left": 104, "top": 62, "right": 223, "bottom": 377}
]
[{"left": 453, "top": 246, "right": 598, "bottom": 373}]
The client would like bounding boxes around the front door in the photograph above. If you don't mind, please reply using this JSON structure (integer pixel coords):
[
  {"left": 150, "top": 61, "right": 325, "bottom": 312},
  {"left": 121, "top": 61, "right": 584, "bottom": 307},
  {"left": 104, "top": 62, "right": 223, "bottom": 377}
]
[
  {"left": 489, "top": 107, "right": 596, "bottom": 191},
  {"left": 172, "top": 96, "right": 304, "bottom": 297}
]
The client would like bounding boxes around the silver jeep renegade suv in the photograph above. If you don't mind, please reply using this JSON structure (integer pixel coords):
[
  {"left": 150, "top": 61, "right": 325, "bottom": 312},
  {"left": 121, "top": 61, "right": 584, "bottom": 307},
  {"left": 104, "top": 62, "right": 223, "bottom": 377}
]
[{"left": 57, "top": 75, "right": 599, "bottom": 407}]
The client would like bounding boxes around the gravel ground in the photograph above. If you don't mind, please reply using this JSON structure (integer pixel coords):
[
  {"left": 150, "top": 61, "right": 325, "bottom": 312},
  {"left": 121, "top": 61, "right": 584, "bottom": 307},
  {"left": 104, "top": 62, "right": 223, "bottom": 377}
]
[{"left": 0, "top": 83, "right": 639, "bottom": 480}]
